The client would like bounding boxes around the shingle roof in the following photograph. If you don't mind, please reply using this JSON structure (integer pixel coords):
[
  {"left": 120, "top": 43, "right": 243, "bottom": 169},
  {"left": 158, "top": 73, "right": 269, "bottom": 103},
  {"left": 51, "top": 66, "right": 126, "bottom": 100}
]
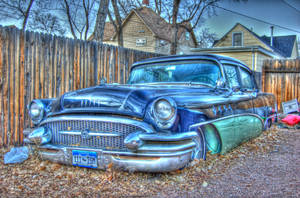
[
  {"left": 103, "top": 22, "right": 115, "bottom": 41},
  {"left": 88, "top": 22, "right": 115, "bottom": 41},
  {"left": 134, "top": 7, "right": 173, "bottom": 41},
  {"left": 133, "top": 7, "right": 191, "bottom": 42},
  {"left": 260, "top": 35, "right": 296, "bottom": 58}
]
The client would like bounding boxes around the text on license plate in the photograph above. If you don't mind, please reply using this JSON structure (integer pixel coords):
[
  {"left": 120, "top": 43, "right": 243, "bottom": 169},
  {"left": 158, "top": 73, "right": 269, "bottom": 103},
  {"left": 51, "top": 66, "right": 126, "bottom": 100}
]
[{"left": 72, "top": 150, "right": 98, "bottom": 168}]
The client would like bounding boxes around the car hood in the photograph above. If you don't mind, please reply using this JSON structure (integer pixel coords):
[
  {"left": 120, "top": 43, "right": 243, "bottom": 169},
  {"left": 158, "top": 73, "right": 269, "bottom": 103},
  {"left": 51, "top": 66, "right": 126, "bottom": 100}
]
[{"left": 48, "top": 84, "right": 232, "bottom": 118}]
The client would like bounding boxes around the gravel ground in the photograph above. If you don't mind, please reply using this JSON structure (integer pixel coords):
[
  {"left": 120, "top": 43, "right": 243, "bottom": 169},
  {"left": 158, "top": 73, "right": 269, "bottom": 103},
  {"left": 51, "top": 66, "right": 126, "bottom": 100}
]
[{"left": 0, "top": 125, "right": 299, "bottom": 197}]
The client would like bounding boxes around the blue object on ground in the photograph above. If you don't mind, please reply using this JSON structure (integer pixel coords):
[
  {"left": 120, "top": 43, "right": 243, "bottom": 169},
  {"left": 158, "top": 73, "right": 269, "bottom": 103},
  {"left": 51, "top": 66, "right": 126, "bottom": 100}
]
[{"left": 4, "top": 146, "right": 29, "bottom": 164}]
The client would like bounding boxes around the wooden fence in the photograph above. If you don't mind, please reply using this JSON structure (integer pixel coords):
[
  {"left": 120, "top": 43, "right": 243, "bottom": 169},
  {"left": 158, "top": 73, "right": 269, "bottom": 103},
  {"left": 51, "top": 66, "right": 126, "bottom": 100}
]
[
  {"left": 262, "top": 59, "right": 300, "bottom": 111},
  {"left": 0, "top": 26, "right": 160, "bottom": 147}
]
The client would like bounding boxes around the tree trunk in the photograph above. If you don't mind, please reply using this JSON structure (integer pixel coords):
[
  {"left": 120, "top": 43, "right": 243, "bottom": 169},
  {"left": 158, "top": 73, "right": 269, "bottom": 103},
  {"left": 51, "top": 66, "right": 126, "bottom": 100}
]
[
  {"left": 83, "top": 0, "right": 90, "bottom": 40},
  {"left": 93, "top": 0, "right": 109, "bottom": 42},
  {"left": 170, "top": 0, "right": 180, "bottom": 55},
  {"left": 63, "top": 0, "right": 77, "bottom": 39},
  {"left": 111, "top": 0, "right": 123, "bottom": 46},
  {"left": 22, "top": 0, "right": 35, "bottom": 31}
]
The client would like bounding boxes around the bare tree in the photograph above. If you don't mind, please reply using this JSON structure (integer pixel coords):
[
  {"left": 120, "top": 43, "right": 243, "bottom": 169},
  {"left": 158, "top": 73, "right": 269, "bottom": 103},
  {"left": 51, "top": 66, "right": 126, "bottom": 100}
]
[
  {"left": 117, "top": 0, "right": 140, "bottom": 17},
  {"left": 92, "top": 0, "right": 109, "bottom": 42},
  {"left": 28, "top": 11, "right": 66, "bottom": 36},
  {"left": 62, "top": 0, "right": 97, "bottom": 40},
  {"left": 170, "top": 0, "right": 180, "bottom": 55},
  {"left": 169, "top": 0, "right": 219, "bottom": 54},
  {"left": 196, "top": 28, "right": 217, "bottom": 48},
  {"left": 0, "top": 0, "right": 35, "bottom": 30},
  {"left": 108, "top": 0, "right": 123, "bottom": 46}
]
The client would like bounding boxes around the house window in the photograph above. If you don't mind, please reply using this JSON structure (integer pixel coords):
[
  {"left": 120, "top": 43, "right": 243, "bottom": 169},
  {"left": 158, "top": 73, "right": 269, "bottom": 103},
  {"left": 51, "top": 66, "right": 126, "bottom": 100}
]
[
  {"left": 232, "top": 32, "right": 243, "bottom": 46},
  {"left": 185, "top": 32, "right": 190, "bottom": 40},
  {"left": 136, "top": 38, "right": 147, "bottom": 46}
]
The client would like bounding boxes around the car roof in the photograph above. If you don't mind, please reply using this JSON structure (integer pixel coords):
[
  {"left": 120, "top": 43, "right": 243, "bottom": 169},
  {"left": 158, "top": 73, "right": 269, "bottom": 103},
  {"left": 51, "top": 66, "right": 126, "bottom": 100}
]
[{"left": 131, "top": 54, "right": 251, "bottom": 72}]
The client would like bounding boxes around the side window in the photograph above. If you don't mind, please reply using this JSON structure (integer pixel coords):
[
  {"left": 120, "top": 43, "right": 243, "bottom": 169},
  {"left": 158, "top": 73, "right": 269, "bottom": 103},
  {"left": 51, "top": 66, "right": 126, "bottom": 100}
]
[
  {"left": 224, "top": 64, "right": 239, "bottom": 88},
  {"left": 240, "top": 68, "right": 253, "bottom": 89}
]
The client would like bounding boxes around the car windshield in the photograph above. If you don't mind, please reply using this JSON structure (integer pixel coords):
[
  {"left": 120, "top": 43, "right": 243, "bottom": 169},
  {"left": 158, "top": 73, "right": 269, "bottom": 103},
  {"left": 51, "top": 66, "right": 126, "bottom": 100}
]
[{"left": 127, "top": 60, "right": 222, "bottom": 87}]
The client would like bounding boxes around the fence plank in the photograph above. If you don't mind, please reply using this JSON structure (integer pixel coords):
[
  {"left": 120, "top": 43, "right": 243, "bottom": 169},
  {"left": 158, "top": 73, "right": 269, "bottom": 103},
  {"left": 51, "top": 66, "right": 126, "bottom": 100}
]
[
  {"left": 14, "top": 29, "right": 20, "bottom": 145},
  {"left": 262, "top": 59, "right": 300, "bottom": 111},
  {"left": 0, "top": 28, "right": 4, "bottom": 146},
  {"left": 19, "top": 31, "right": 25, "bottom": 143}
]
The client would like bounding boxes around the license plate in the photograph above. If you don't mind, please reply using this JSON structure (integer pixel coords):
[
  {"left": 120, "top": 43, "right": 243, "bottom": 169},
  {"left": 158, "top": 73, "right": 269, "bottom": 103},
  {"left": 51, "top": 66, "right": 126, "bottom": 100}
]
[{"left": 72, "top": 150, "right": 98, "bottom": 168}]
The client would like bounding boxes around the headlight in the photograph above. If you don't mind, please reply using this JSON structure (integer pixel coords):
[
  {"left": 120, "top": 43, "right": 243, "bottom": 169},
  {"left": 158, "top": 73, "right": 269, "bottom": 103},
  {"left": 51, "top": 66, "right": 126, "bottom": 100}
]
[
  {"left": 152, "top": 97, "right": 177, "bottom": 129},
  {"left": 29, "top": 100, "right": 45, "bottom": 124},
  {"left": 154, "top": 100, "right": 174, "bottom": 120}
]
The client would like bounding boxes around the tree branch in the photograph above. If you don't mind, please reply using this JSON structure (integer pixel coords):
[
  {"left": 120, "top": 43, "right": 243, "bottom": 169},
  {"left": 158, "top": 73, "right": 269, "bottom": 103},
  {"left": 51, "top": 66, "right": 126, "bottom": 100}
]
[
  {"left": 63, "top": 0, "right": 77, "bottom": 39},
  {"left": 21, "top": 0, "right": 34, "bottom": 30}
]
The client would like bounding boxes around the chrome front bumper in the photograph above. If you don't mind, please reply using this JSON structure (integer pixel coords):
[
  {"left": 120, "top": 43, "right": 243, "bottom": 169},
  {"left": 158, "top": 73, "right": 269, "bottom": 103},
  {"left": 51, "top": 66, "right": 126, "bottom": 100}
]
[
  {"left": 25, "top": 128, "right": 200, "bottom": 172},
  {"left": 24, "top": 115, "right": 202, "bottom": 172},
  {"left": 37, "top": 144, "right": 194, "bottom": 172}
]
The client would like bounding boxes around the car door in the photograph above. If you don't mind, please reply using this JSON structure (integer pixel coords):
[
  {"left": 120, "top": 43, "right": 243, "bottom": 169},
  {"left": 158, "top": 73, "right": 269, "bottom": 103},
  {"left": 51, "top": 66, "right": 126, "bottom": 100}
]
[
  {"left": 203, "top": 63, "right": 262, "bottom": 154},
  {"left": 238, "top": 66, "right": 256, "bottom": 114},
  {"left": 223, "top": 63, "right": 253, "bottom": 114}
]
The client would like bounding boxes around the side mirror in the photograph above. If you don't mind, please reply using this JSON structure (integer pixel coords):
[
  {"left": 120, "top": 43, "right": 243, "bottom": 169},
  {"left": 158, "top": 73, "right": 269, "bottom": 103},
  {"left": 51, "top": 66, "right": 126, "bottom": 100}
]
[{"left": 216, "top": 77, "right": 226, "bottom": 88}]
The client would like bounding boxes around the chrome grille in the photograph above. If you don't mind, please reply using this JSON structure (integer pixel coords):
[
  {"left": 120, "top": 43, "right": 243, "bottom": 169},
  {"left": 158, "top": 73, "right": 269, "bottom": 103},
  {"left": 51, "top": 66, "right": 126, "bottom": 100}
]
[{"left": 42, "top": 119, "right": 146, "bottom": 151}]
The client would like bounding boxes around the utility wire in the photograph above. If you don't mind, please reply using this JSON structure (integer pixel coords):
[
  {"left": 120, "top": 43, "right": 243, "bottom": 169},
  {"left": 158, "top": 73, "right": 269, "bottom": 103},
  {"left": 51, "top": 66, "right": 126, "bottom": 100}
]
[
  {"left": 281, "top": 0, "right": 300, "bottom": 13},
  {"left": 213, "top": 5, "right": 300, "bottom": 34}
]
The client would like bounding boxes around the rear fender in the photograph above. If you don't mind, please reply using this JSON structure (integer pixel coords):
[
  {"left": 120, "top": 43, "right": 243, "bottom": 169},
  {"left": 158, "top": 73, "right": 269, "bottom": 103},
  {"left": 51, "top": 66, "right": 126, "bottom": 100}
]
[{"left": 190, "top": 113, "right": 264, "bottom": 155}]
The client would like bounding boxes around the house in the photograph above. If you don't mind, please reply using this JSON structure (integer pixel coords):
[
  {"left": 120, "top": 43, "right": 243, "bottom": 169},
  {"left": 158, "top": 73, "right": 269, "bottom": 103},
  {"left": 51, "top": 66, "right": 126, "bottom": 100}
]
[
  {"left": 192, "top": 23, "right": 299, "bottom": 72},
  {"left": 101, "top": 7, "right": 197, "bottom": 55}
]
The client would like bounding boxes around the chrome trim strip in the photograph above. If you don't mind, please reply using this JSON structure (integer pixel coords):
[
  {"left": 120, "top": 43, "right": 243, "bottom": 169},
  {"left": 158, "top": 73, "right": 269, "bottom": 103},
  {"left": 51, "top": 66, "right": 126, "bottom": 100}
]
[
  {"left": 39, "top": 144, "right": 195, "bottom": 157},
  {"left": 38, "top": 149, "right": 192, "bottom": 172},
  {"left": 59, "top": 130, "right": 121, "bottom": 137},
  {"left": 40, "top": 115, "right": 155, "bottom": 133},
  {"left": 138, "top": 141, "right": 196, "bottom": 152},
  {"left": 139, "top": 131, "right": 198, "bottom": 141},
  {"left": 189, "top": 113, "right": 264, "bottom": 130}
]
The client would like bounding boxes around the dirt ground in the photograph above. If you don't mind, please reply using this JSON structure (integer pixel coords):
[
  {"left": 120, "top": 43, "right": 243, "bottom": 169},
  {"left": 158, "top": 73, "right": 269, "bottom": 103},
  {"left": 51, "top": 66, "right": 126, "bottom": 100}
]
[{"left": 0, "top": 125, "right": 299, "bottom": 198}]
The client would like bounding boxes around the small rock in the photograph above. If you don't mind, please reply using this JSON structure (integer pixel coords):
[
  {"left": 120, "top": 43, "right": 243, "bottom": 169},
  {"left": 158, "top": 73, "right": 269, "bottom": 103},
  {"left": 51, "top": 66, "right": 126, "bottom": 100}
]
[{"left": 202, "top": 181, "right": 208, "bottom": 187}]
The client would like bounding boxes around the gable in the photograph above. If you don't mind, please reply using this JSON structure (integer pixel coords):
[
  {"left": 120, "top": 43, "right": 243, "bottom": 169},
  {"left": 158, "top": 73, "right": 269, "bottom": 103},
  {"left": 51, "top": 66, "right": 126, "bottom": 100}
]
[
  {"left": 122, "top": 12, "right": 154, "bottom": 38},
  {"left": 121, "top": 12, "right": 156, "bottom": 52},
  {"left": 214, "top": 23, "right": 272, "bottom": 51}
]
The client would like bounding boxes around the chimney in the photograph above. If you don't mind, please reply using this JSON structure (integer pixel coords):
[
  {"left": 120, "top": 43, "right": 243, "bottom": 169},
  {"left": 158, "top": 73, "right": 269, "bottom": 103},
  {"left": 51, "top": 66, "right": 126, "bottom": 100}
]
[
  {"left": 270, "top": 26, "right": 274, "bottom": 47},
  {"left": 142, "top": 0, "right": 149, "bottom": 6}
]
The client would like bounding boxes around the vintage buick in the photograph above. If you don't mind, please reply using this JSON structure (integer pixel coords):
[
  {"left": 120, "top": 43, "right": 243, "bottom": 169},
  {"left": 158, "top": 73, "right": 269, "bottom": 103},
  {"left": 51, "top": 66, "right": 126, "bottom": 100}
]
[{"left": 24, "top": 54, "right": 277, "bottom": 172}]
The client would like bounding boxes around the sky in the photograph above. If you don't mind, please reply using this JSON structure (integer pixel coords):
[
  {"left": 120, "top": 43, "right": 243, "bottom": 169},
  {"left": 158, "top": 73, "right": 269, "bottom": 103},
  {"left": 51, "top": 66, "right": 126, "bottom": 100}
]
[
  {"left": 202, "top": 0, "right": 300, "bottom": 40},
  {"left": 0, "top": 0, "right": 299, "bottom": 43}
]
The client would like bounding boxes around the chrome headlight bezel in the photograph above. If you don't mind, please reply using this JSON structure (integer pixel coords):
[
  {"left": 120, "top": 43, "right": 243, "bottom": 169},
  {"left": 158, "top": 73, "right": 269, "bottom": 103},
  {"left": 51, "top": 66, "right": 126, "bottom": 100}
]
[
  {"left": 151, "top": 97, "right": 177, "bottom": 129},
  {"left": 28, "top": 100, "right": 45, "bottom": 124}
]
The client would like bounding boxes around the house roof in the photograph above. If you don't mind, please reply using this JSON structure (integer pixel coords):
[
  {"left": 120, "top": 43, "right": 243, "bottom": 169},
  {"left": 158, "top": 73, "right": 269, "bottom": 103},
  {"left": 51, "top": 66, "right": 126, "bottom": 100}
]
[
  {"left": 260, "top": 35, "right": 297, "bottom": 58},
  {"left": 213, "top": 23, "right": 297, "bottom": 58},
  {"left": 106, "top": 7, "right": 197, "bottom": 45},
  {"left": 103, "top": 22, "right": 115, "bottom": 41},
  {"left": 88, "top": 22, "right": 115, "bottom": 41},
  {"left": 133, "top": 7, "right": 194, "bottom": 42}
]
